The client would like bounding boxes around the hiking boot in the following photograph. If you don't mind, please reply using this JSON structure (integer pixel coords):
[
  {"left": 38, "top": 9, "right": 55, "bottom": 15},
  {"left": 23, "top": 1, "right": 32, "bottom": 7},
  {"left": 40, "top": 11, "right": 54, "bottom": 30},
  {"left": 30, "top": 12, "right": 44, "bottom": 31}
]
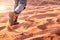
[{"left": 9, "top": 12, "right": 19, "bottom": 26}]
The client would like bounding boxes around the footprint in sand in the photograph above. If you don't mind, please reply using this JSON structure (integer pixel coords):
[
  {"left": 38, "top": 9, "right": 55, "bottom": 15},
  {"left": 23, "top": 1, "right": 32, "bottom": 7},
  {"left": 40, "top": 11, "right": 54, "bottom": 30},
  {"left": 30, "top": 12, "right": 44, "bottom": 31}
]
[
  {"left": 56, "top": 18, "right": 60, "bottom": 24},
  {"left": 37, "top": 24, "right": 47, "bottom": 30},
  {"left": 0, "top": 26, "right": 5, "bottom": 30}
]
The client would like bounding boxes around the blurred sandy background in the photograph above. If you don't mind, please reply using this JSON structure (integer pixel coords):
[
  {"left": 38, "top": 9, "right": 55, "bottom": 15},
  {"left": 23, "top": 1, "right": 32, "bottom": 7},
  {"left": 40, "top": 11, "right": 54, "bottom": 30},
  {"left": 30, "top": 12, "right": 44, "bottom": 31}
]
[{"left": 0, "top": 0, "right": 60, "bottom": 40}]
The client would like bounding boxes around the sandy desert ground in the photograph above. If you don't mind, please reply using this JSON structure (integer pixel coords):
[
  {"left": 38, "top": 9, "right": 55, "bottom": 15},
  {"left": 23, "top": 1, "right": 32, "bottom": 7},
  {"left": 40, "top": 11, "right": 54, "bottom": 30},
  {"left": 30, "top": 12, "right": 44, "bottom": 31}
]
[{"left": 0, "top": 0, "right": 60, "bottom": 40}]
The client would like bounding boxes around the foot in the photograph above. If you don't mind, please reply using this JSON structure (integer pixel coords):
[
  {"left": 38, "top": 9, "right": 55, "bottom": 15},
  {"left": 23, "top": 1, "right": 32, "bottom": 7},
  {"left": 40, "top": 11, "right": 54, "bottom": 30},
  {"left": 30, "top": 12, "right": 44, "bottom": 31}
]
[
  {"left": 9, "top": 22, "right": 19, "bottom": 26},
  {"left": 14, "top": 22, "right": 19, "bottom": 25}
]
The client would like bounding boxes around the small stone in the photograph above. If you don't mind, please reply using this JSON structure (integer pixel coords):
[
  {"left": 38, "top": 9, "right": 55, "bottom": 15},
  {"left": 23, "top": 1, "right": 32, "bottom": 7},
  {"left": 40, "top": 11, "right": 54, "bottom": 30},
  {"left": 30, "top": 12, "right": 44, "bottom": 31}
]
[{"left": 37, "top": 24, "right": 47, "bottom": 30}]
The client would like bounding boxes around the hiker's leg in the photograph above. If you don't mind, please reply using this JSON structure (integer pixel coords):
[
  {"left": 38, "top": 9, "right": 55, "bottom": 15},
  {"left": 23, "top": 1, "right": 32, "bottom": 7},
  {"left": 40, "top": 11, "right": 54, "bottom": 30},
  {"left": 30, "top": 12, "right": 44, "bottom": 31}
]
[
  {"left": 9, "top": 0, "right": 26, "bottom": 26},
  {"left": 14, "top": 4, "right": 26, "bottom": 14},
  {"left": 9, "top": 4, "right": 26, "bottom": 26},
  {"left": 14, "top": 0, "right": 20, "bottom": 9},
  {"left": 8, "top": 0, "right": 27, "bottom": 31},
  {"left": 14, "top": 0, "right": 27, "bottom": 13}
]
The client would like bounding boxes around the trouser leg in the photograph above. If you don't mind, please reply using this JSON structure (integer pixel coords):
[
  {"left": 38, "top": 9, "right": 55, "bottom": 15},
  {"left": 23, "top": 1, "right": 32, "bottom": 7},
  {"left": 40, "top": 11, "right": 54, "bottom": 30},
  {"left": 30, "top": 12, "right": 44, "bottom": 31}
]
[
  {"left": 14, "top": 4, "right": 25, "bottom": 14},
  {"left": 14, "top": 0, "right": 20, "bottom": 9}
]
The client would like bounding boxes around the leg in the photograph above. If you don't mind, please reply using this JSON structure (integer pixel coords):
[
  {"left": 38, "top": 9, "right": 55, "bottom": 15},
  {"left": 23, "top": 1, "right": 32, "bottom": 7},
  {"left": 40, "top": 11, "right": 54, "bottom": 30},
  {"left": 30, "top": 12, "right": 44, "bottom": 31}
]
[
  {"left": 9, "top": 4, "right": 26, "bottom": 26},
  {"left": 8, "top": 0, "right": 26, "bottom": 27},
  {"left": 14, "top": 4, "right": 26, "bottom": 13},
  {"left": 8, "top": 0, "right": 26, "bottom": 31},
  {"left": 14, "top": 0, "right": 20, "bottom": 9},
  {"left": 12, "top": 4, "right": 26, "bottom": 25},
  {"left": 12, "top": 0, "right": 26, "bottom": 25}
]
